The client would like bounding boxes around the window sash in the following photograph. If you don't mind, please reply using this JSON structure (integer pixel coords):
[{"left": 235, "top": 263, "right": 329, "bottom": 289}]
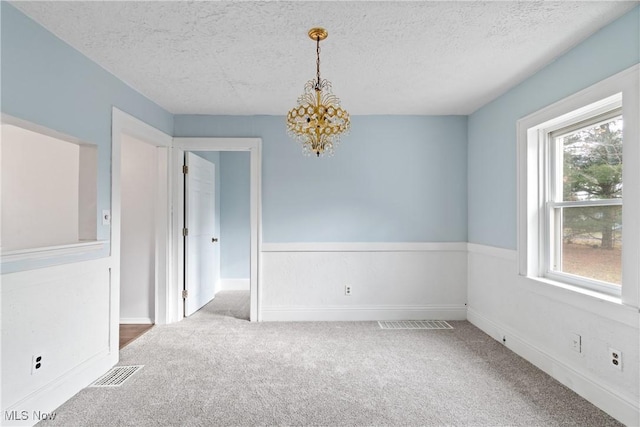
[
  {"left": 549, "top": 108, "right": 622, "bottom": 140},
  {"left": 544, "top": 114, "right": 623, "bottom": 295},
  {"left": 545, "top": 204, "right": 622, "bottom": 282},
  {"left": 548, "top": 199, "right": 622, "bottom": 208},
  {"left": 545, "top": 269, "right": 622, "bottom": 295}
]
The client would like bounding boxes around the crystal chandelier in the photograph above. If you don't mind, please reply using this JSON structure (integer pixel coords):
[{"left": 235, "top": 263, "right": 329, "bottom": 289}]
[{"left": 286, "top": 28, "right": 350, "bottom": 157}]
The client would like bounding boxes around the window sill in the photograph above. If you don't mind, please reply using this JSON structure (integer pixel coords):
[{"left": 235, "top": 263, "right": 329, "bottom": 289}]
[
  {"left": 1, "top": 240, "right": 107, "bottom": 263},
  {"left": 518, "top": 275, "right": 638, "bottom": 328}
]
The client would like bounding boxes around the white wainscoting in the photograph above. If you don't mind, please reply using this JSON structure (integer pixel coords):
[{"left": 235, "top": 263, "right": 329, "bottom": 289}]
[
  {"left": 1, "top": 257, "right": 116, "bottom": 427},
  {"left": 467, "top": 244, "right": 640, "bottom": 426},
  {"left": 260, "top": 242, "right": 468, "bottom": 322}
]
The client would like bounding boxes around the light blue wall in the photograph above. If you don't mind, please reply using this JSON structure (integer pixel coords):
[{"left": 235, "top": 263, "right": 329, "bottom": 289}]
[
  {"left": 1, "top": 2, "right": 174, "bottom": 243},
  {"left": 467, "top": 6, "right": 640, "bottom": 250},
  {"left": 9, "top": 0, "right": 633, "bottom": 255},
  {"left": 174, "top": 115, "right": 468, "bottom": 243},
  {"left": 1, "top": 2, "right": 468, "bottom": 275},
  {"left": 220, "top": 152, "right": 250, "bottom": 279}
]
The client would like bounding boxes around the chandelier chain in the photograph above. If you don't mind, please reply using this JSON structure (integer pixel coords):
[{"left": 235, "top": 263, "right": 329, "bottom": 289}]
[{"left": 315, "top": 36, "right": 321, "bottom": 90}]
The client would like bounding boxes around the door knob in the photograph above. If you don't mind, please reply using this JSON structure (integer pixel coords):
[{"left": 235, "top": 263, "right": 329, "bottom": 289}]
[{"left": 212, "top": 237, "right": 219, "bottom": 243}]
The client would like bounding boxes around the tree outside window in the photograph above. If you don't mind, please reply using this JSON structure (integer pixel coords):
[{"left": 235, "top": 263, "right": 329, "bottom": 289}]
[{"left": 552, "top": 113, "right": 622, "bottom": 285}]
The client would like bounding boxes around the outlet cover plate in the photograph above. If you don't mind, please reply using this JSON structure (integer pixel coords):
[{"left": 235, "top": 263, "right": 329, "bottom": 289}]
[{"left": 609, "top": 347, "right": 622, "bottom": 370}]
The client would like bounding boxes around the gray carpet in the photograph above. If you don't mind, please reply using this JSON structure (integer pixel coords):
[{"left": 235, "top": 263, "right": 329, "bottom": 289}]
[{"left": 40, "top": 291, "right": 621, "bottom": 426}]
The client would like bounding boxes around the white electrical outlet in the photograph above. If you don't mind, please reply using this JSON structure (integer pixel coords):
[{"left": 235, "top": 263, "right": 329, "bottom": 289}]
[
  {"left": 571, "top": 333, "right": 582, "bottom": 353},
  {"left": 344, "top": 285, "right": 352, "bottom": 296},
  {"left": 609, "top": 348, "right": 622, "bottom": 370},
  {"left": 31, "top": 355, "right": 43, "bottom": 374}
]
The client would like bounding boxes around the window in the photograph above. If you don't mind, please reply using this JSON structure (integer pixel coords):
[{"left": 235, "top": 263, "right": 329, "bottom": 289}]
[
  {"left": 518, "top": 65, "right": 639, "bottom": 305},
  {"left": 545, "top": 106, "right": 622, "bottom": 294}
]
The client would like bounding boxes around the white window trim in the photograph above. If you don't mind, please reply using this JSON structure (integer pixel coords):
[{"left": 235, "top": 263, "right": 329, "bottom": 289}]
[
  {"left": 545, "top": 103, "right": 622, "bottom": 296},
  {"left": 517, "top": 64, "right": 640, "bottom": 309}
]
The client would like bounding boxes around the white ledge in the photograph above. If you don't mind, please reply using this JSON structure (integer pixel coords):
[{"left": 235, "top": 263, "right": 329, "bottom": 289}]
[
  {"left": 1, "top": 240, "right": 108, "bottom": 263},
  {"left": 261, "top": 242, "right": 468, "bottom": 252},
  {"left": 467, "top": 243, "right": 518, "bottom": 261}
]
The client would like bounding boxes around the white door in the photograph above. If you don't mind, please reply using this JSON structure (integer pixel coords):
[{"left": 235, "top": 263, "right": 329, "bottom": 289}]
[{"left": 184, "top": 152, "right": 218, "bottom": 316}]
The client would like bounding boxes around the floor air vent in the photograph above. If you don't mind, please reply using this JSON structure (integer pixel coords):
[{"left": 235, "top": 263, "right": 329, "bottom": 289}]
[
  {"left": 378, "top": 320, "right": 453, "bottom": 330},
  {"left": 90, "top": 365, "right": 143, "bottom": 387}
]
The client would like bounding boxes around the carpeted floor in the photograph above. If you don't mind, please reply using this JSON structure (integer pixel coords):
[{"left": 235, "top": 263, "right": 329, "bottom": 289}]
[{"left": 39, "top": 291, "right": 621, "bottom": 426}]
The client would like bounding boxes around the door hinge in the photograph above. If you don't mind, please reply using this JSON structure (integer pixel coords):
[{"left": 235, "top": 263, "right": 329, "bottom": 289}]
[
  {"left": 183, "top": 228, "right": 188, "bottom": 236},
  {"left": 183, "top": 165, "right": 189, "bottom": 174},
  {"left": 182, "top": 289, "right": 188, "bottom": 299}
]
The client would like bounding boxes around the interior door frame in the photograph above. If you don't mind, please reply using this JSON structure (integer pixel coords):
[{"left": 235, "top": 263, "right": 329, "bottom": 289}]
[
  {"left": 111, "top": 107, "right": 173, "bottom": 338},
  {"left": 172, "top": 138, "right": 262, "bottom": 322}
]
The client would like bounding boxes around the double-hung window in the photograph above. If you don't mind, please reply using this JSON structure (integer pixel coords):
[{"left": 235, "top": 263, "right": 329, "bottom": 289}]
[
  {"left": 545, "top": 106, "right": 623, "bottom": 294},
  {"left": 518, "top": 65, "right": 639, "bottom": 304}
]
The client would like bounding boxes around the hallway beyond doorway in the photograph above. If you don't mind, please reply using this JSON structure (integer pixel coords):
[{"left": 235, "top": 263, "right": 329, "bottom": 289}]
[{"left": 119, "top": 324, "right": 153, "bottom": 349}]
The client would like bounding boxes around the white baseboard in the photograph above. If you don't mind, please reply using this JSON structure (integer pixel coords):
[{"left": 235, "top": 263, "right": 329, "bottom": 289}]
[
  {"left": 2, "top": 349, "right": 114, "bottom": 427},
  {"left": 467, "top": 307, "right": 639, "bottom": 426},
  {"left": 261, "top": 305, "right": 467, "bottom": 322},
  {"left": 119, "top": 317, "right": 153, "bottom": 325},
  {"left": 219, "top": 279, "right": 250, "bottom": 291}
]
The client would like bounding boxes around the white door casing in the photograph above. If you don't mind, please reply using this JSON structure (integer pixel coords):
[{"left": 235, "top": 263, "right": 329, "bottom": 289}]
[
  {"left": 113, "top": 113, "right": 261, "bottom": 325},
  {"left": 111, "top": 108, "right": 172, "bottom": 344},
  {"left": 184, "top": 152, "right": 218, "bottom": 316},
  {"left": 172, "top": 138, "right": 261, "bottom": 322}
]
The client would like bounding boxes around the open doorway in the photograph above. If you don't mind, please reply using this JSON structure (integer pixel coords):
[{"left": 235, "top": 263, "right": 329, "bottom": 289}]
[
  {"left": 185, "top": 150, "right": 251, "bottom": 320},
  {"left": 111, "top": 108, "right": 172, "bottom": 354},
  {"left": 119, "top": 134, "right": 158, "bottom": 346},
  {"left": 172, "top": 138, "right": 261, "bottom": 322},
  {"left": 112, "top": 118, "right": 260, "bottom": 336}
]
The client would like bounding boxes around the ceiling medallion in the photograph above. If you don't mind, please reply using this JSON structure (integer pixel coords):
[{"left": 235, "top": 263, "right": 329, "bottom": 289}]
[{"left": 286, "top": 27, "right": 350, "bottom": 157}]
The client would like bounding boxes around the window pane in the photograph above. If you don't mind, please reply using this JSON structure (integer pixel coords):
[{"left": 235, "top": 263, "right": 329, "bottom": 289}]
[
  {"left": 557, "top": 205, "right": 622, "bottom": 285},
  {"left": 558, "top": 116, "right": 623, "bottom": 202}
]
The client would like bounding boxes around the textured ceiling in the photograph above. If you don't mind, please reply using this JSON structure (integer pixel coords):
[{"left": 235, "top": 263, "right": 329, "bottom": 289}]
[{"left": 12, "top": 1, "right": 639, "bottom": 115}]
